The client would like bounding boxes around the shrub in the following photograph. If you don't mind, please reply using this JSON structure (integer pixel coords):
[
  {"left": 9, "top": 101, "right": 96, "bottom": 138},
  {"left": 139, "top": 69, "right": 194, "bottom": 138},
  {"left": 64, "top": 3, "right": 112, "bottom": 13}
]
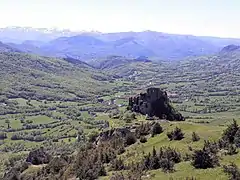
[
  {"left": 0, "top": 132, "right": 7, "bottom": 140},
  {"left": 26, "top": 147, "right": 51, "bottom": 165},
  {"left": 135, "top": 122, "right": 151, "bottom": 138},
  {"left": 234, "top": 128, "right": 240, "bottom": 147},
  {"left": 143, "top": 147, "right": 181, "bottom": 172},
  {"left": 203, "top": 140, "right": 219, "bottom": 154},
  {"left": 183, "top": 153, "right": 192, "bottom": 161},
  {"left": 192, "top": 149, "right": 219, "bottom": 169},
  {"left": 110, "top": 173, "right": 125, "bottom": 180},
  {"left": 125, "top": 133, "right": 137, "bottom": 146},
  {"left": 159, "top": 158, "right": 174, "bottom": 172},
  {"left": 151, "top": 122, "right": 163, "bottom": 137},
  {"left": 109, "top": 109, "right": 120, "bottom": 119},
  {"left": 111, "top": 158, "right": 125, "bottom": 171},
  {"left": 222, "top": 119, "right": 239, "bottom": 143},
  {"left": 140, "top": 136, "right": 147, "bottom": 143},
  {"left": 167, "top": 127, "right": 184, "bottom": 141},
  {"left": 218, "top": 139, "right": 229, "bottom": 149},
  {"left": 160, "top": 147, "right": 181, "bottom": 163},
  {"left": 150, "top": 148, "right": 160, "bottom": 170},
  {"left": 117, "top": 146, "right": 125, "bottom": 155},
  {"left": 223, "top": 163, "right": 240, "bottom": 180},
  {"left": 121, "top": 111, "right": 136, "bottom": 123},
  {"left": 226, "top": 144, "right": 238, "bottom": 155},
  {"left": 192, "top": 132, "right": 200, "bottom": 142},
  {"left": 88, "top": 131, "right": 99, "bottom": 142}
]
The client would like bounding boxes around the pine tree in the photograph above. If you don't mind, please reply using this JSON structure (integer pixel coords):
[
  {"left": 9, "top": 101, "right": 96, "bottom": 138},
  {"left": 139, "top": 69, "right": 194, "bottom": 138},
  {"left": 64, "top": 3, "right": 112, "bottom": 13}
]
[
  {"left": 222, "top": 119, "right": 239, "bottom": 143},
  {"left": 223, "top": 163, "right": 240, "bottom": 180},
  {"left": 151, "top": 122, "right": 163, "bottom": 137},
  {"left": 234, "top": 128, "right": 240, "bottom": 147},
  {"left": 192, "top": 132, "right": 200, "bottom": 142}
]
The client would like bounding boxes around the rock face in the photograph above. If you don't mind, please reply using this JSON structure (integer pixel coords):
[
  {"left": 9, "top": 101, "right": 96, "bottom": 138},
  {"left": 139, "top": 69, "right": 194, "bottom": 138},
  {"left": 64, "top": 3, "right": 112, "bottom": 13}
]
[
  {"left": 128, "top": 88, "right": 184, "bottom": 121},
  {"left": 26, "top": 147, "right": 51, "bottom": 165}
]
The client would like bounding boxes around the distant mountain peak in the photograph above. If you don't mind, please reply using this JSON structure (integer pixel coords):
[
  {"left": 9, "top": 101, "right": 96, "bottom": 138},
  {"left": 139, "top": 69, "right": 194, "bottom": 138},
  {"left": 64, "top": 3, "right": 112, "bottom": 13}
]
[
  {"left": 0, "top": 26, "right": 102, "bottom": 43},
  {"left": 220, "top": 44, "right": 240, "bottom": 53}
]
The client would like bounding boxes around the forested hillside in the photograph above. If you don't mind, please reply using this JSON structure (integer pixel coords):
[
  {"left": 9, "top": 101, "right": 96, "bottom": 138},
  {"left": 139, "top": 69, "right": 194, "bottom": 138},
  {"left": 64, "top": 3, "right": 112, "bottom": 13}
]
[{"left": 0, "top": 52, "right": 114, "bottom": 101}]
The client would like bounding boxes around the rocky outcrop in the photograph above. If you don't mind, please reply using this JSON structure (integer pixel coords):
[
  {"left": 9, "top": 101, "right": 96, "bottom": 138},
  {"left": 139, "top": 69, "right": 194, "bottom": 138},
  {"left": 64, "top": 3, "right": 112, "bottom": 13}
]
[
  {"left": 26, "top": 147, "right": 51, "bottom": 165},
  {"left": 128, "top": 88, "right": 184, "bottom": 121}
]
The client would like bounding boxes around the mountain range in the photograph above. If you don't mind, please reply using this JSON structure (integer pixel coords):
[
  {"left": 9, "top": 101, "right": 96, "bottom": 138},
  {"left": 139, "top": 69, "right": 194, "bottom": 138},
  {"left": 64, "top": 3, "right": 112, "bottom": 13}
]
[{"left": 1, "top": 27, "right": 240, "bottom": 61}]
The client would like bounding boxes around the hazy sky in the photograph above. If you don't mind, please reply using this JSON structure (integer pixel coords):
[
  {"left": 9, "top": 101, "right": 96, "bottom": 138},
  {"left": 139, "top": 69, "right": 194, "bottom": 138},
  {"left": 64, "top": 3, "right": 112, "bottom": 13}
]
[{"left": 0, "top": 0, "right": 240, "bottom": 38}]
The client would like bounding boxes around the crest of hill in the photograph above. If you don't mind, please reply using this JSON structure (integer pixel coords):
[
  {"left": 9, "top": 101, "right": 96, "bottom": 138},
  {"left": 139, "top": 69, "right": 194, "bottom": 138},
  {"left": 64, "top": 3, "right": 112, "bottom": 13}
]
[
  {"left": 0, "top": 41, "right": 21, "bottom": 53},
  {"left": 89, "top": 55, "right": 152, "bottom": 70},
  {"left": 220, "top": 44, "right": 240, "bottom": 53}
]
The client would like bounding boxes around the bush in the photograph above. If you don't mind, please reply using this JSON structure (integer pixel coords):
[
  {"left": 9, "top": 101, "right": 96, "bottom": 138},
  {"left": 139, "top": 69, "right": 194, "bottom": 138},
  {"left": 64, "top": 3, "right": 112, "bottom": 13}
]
[
  {"left": 88, "top": 131, "right": 99, "bottom": 142},
  {"left": 150, "top": 148, "right": 160, "bottom": 170},
  {"left": 192, "top": 132, "right": 200, "bottom": 142},
  {"left": 167, "top": 127, "right": 184, "bottom": 141},
  {"left": 226, "top": 144, "right": 238, "bottom": 155},
  {"left": 203, "top": 140, "right": 219, "bottom": 154},
  {"left": 0, "top": 132, "right": 7, "bottom": 140},
  {"left": 26, "top": 147, "right": 52, "bottom": 165},
  {"left": 143, "top": 147, "right": 181, "bottom": 172},
  {"left": 135, "top": 122, "right": 151, "bottom": 138},
  {"left": 117, "top": 146, "right": 125, "bottom": 155},
  {"left": 192, "top": 149, "right": 219, "bottom": 169},
  {"left": 140, "top": 136, "right": 147, "bottom": 143},
  {"left": 223, "top": 163, "right": 240, "bottom": 180},
  {"left": 110, "top": 173, "right": 125, "bottom": 180},
  {"left": 183, "top": 153, "right": 192, "bottom": 161},
  {"left": 151, "top": 122, "right": 163, "bottom": 137},
  {"left": 160, "top": 147, "right": 181, "bottom": 163},
  {"left": 159, "top": 158, "right": 174, "bottom": 172},
  {"left": 222, "top": 119, "right": 239, "bottom": 143},
  {"left": 234, "top": 129, "right": 240, "bottom": 147},
  {"left": 121, "top": 111, "right": 136, "bottom": 123},
  {"left": 125, "top": 133, "right": 137, "bottom": 146},
  {"left": 218, "top": 139, "right": 229, "bottom": 149},
  {"left": 111, "top": 158, "right": 125, "bottom": 171}
]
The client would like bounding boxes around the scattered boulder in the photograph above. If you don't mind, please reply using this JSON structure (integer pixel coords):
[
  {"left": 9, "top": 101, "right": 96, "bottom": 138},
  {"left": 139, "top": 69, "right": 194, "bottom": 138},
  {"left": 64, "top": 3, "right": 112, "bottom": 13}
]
[
  {"left": 128, "top": 88, "right": 184, "bottom": 121},
  {"left": 26, "top": 147, "right": 51, "bottom": 165}
]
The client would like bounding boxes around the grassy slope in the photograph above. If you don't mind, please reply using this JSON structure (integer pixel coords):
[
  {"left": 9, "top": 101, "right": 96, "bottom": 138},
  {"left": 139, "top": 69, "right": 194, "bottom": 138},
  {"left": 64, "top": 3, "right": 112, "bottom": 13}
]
[
  {"left": 99, "top": 120, "right": 237, "bottom": 179},
  {"left": 0, "top": 52, "right": 113, "bottom": 100}
]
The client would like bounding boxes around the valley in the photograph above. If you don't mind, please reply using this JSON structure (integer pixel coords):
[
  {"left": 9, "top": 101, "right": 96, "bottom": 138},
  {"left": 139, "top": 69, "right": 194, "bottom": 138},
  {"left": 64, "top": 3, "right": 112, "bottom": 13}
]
[{"left": 0, "top": 43, "right": 240, "bottom": 179}]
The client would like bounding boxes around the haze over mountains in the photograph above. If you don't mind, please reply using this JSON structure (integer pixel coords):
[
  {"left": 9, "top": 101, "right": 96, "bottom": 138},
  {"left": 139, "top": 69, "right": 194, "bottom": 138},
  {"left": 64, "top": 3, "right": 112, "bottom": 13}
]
[{"left": 1, "top": 26, "right": 240, "bottom": 61}]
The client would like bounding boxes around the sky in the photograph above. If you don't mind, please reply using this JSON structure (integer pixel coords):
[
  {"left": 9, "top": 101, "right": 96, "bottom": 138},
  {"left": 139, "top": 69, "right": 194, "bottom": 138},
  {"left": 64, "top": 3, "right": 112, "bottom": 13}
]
[{"left": 0, "top": 0, "right": 240, "bottom": 38}]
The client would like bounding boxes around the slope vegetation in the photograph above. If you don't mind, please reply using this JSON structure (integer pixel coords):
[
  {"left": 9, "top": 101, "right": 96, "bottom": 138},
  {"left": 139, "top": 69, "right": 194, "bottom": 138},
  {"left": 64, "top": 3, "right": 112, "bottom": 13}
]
[{"left": 0, "top": 52, "right": 113, "bottom": 101}]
